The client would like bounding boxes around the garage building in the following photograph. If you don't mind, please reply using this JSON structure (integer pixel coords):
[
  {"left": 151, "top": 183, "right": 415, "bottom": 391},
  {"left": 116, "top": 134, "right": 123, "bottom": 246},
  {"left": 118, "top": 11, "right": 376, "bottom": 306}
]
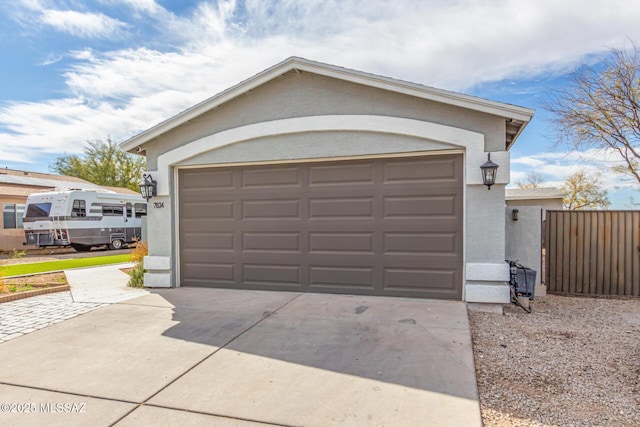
[{"left": 121, "top": 57, "right": 534, "bottom": 308}]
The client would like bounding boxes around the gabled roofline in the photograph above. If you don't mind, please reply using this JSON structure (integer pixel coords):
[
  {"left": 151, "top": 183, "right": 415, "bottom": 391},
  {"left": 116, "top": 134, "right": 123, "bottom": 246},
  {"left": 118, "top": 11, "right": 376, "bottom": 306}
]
[{"left": 121, "top": 56, "right": 534, "bottom": 153}]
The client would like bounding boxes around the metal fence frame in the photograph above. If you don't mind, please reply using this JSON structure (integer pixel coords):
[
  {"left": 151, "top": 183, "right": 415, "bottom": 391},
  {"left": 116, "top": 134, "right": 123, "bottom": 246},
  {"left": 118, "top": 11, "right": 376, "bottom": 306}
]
[{"left": 544, "top": 210, "right": 640, "bottom": 296}]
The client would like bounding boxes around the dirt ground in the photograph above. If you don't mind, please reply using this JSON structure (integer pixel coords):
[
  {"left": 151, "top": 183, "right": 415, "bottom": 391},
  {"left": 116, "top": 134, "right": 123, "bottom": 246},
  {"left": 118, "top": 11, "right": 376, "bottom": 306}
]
[
  {"left": 469, "top": 294, "right": 640, "bottom": 427},
  {"left": 1, "top": 272, "right": 67, "bottom": 294}
]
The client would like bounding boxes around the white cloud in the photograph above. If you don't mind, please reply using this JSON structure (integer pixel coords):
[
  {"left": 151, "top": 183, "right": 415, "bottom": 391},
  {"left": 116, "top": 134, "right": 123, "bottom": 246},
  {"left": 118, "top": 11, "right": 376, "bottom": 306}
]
[
  {"left": 102, "top": 0, "right": 163, "bottom": 15},
  {"left": 40, "top": 52, "right": 63, "bottom": 65},
  {"left": 510, "top": 148, "right": 638, "bottom": 194},
  {"left": 10, "top": 0, "right": 128, "bottom": 39},
  {"left": 40, "top": 9, "right": 127, "bottom": 39},
  {"left": 2, "top": 0, "right": 640, "bottom": 182}
]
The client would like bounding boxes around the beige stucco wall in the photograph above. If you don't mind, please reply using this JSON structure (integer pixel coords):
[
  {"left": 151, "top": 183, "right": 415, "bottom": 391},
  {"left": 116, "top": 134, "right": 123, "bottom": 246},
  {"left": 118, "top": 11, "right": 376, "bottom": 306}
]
[
  {"left": 143, "top": 71, "right": 505, "bottom": 169},
  {"left": 505, "top": 206, "right": 542, "bottom": 285},
  {"left": 178, "top": 131, "right": 454, "bottom": 167}
]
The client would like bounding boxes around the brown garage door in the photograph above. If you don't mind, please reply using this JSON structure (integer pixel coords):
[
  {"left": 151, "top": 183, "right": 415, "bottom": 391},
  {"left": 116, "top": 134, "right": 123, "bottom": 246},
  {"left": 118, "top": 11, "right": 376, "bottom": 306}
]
[{"left": 178, "top": 154, "right": 463, "bottom": 299}]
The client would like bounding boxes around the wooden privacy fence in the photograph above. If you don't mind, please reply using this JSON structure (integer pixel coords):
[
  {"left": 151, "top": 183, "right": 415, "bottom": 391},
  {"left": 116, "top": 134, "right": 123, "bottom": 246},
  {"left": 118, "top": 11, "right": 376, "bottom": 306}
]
[{"left": 545, "top": 210, "right": 640, "bottom": 296}]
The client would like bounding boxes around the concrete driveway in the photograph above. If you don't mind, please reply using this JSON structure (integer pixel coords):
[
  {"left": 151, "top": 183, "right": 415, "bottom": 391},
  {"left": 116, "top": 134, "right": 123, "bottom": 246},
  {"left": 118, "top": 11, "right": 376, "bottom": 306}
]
[{"left": 0, "top": 288, "right": 481, "bottom": 426}]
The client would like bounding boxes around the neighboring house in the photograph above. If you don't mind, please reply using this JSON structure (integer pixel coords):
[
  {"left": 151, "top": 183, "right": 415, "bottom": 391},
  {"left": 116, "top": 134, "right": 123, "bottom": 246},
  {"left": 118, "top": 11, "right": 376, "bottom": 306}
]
[
  {"left": 506, "top": 187, "right": 564, "bottom": 212},
  {"left": 0, "top": 168, "right": 138, "bottom": 252},
  {"left": 121, "top": 57, "right": 534, "bottom": 309}
]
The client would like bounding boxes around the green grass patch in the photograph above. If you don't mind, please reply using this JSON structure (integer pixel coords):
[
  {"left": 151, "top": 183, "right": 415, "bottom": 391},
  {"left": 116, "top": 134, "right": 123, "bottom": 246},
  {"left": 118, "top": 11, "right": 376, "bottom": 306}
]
[{"left": 1, "top": 254, "right": 131, "bottom": 277}]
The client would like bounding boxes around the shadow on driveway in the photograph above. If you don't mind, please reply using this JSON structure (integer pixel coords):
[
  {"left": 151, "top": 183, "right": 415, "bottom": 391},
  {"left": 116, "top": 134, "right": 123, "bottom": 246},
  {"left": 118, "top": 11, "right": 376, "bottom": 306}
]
[{"left": 0, "top": 287, "right": 481, "bottom": 426}]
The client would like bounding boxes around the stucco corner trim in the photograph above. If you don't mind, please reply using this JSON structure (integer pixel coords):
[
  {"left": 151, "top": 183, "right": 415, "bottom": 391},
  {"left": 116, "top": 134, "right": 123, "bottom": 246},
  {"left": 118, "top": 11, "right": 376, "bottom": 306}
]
[
  {"left": 144, "top": 272, "right": 172, "bottom": 288},
  {"left": 144, "top": 255, "right": 171, "bottom": 271},
  {"left": 465, "top": 282, "right": 510, "bottom": 303},
  {"left": 466, "top": 262, "right": 510, "bottom": 281}
]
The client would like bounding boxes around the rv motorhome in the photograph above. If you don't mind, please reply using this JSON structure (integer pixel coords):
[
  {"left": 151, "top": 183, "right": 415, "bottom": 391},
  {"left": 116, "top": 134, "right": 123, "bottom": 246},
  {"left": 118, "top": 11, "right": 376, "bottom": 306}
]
[{"left": 23, "top": 188, "right": 147, "bottom": 251}]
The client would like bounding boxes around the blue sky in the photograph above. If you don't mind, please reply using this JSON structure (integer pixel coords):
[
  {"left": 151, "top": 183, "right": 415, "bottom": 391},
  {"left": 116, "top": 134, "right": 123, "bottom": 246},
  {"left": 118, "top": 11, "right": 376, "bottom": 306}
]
[{"left": 1, "top": 0, "right": 639, "bottom": 208}]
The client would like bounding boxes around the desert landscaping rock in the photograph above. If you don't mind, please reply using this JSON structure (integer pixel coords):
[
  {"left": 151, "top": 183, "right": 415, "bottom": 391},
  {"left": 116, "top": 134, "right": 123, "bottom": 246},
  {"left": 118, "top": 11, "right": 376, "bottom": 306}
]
[{"left": 469, "top": 294, "right": 640, "bottom": 427}]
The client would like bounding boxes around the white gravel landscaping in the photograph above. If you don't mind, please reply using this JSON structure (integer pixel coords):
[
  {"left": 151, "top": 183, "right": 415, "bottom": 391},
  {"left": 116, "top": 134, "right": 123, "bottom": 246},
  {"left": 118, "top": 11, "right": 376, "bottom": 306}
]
[{"left": 469, "top": 294, "right": 640, "bottom": 427}]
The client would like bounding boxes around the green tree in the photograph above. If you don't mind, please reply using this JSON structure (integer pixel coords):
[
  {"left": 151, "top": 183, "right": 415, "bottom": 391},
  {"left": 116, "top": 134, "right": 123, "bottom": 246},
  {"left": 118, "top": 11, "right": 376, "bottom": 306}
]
[
  {"left": 546, "top": 43, "right": 640, "bottom": 187},
  {"left": 51, "top": 137, "right": 145, "bottom": 191},
  {"left": 561, "top": 169, "right": 611, "bottom": 210},
  {"left": 516, "top": 171, "right": 546, "bottom": 189}
]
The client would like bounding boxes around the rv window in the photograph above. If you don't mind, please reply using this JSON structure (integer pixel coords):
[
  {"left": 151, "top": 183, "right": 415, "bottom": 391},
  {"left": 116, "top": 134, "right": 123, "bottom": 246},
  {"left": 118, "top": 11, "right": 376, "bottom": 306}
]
[
  {"left": 126, "top": 203, "right": 133, "bottom": 218},
  {"left": 134, "top": 203, "right": 147, "bottom": 217},
  {"left": 25, "top": 202, "right": 52, "bottom": 218},
  {"left": 72, "top": 200, "right": 86, "bottom": 217},
  {"left": 102, "top": 205, "right": 124, "bottom": 216},
  {"left": 4, "top": 204, "right": 25, "bottom": 229}
]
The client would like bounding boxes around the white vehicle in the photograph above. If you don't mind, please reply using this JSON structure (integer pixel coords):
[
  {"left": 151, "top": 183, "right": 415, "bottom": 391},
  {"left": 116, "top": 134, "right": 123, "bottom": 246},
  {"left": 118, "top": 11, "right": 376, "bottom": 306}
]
[{"left": 23, "top": 188, "right": 146, "bottom": 251}]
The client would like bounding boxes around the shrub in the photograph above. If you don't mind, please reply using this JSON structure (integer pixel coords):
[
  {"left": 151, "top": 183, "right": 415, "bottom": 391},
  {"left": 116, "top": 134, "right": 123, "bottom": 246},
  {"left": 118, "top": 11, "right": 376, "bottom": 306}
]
[
  {"left": 128, "top": 240, "right": 148, "bottom": 288},
  {"left": 128, "top": 263, "right": 145, "bottom": 288},
  {"left": 11, "top": 249, "right": 26, "bottom": 259},
  {"left": 0, "top": 267, "right": 6, "bottom": 293},
  {"left": 129, "top": 240, "right": 148, "bottom": 264}
]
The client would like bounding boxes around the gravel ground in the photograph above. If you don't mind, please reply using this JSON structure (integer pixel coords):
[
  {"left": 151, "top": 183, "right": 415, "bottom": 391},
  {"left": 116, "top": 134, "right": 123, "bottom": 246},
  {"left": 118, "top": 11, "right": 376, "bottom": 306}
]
[{"left": 469, "top": 294, "right": 640, "bottom": 427}]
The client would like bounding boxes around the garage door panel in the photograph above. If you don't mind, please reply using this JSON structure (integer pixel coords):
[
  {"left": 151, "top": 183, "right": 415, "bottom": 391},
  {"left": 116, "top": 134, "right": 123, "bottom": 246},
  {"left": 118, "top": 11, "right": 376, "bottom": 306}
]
[
  {"left": 242, "top": 199, "right": 300, "bottom": 219},
  {"left": 309, "top": 162, "right": 374, "bottom": 185},
  {"left": 309, "top": 232, "right": 374, "bottom": 254},
  {"left": 243, "top": 232, "right": 300, "bottom": 253},
  {"left": 309, "top": 266, "right": 375, "bottom": 289},
  {"left": 183, "top": 232, "right": 235, "bottom": 250},
  {"left": 309, "top": 197, "right": 374, "bottom": 218},
  {"left": 241, "top": 167, "right": 301, "bottom": 188},
  {"left": 381, "top": 220, "right": 461, "bottom": 234},
  {"left": 384, "top": 268, "right": 458, "bottom": 291},
  {"left": 183, "top": 263, "right": 235, "bottom": 284},
  {"left": 182, "top": 200, "right": 234, "bottom": 219},
  {"left": 243, "top": 264, "right": 302, "bottom": 286},
  {"left": 384, "top": 233, "right": 456, "bottom": 253},
  {"left": 180, "top": 219, "right": 237, "bottom": 232},
  {"left": 308, "top": 254, "right": 378, "bottom": 268},
  {"left": 383, "top": 196, "right": 457, "bottom": 218},
  {"left": 181, "top": 169, "right": 235, "bottom": 189},
  {"left": 384, "top": 253, "right": 460, "bottom": 269},
  {"left": 383, "top": 158, "right": 458, "bottom": 183},
  {"left": 181, "top": 249, "right": 236, "bottom": 264},
  {"left": 179, "top": 154, "right": 463, "bottom": 299}
]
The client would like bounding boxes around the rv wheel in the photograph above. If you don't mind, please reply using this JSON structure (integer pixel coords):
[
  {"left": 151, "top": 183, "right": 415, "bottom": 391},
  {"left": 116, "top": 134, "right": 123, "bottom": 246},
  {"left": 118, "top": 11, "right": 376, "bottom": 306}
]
[{"left": 109, "top": 239, "right": 124, "bottom": 250}]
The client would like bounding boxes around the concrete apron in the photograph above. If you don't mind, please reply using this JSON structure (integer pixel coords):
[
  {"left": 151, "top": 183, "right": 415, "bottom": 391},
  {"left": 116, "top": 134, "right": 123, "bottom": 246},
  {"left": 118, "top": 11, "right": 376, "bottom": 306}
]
[{"left": 0, "top": 288, "right": 481, "bottom": 427}]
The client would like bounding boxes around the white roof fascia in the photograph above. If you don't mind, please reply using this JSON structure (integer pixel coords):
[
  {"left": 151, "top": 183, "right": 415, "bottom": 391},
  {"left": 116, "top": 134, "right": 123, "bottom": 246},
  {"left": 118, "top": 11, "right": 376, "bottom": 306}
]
[
  {"left": 506, "top": 194, "right": 565, "bottom": 200},
  {"left": 505, "top": 189, "right": 565, "bottom": 200},
  {"left": 121, "top": 57, "right": 534, "bottom": 152}
]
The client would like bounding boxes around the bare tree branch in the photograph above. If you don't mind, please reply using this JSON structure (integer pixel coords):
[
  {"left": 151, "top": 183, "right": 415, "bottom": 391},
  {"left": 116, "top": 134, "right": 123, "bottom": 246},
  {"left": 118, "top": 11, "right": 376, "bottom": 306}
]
[
  {"left": 561, "top": 169, "right": 611, "bottom": 210},
  {"left": 545, "top": 42, "right": 640, "bottom": 188}
]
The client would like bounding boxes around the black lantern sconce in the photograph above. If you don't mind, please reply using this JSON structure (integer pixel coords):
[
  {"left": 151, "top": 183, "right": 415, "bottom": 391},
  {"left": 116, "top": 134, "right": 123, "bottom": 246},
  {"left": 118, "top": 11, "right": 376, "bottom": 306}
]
[
  {"left": 480, "top": 153, "right": 499, "bottom": 190},
  {"left": 139, "top": 173, "right": 157, "bottom": 201}
]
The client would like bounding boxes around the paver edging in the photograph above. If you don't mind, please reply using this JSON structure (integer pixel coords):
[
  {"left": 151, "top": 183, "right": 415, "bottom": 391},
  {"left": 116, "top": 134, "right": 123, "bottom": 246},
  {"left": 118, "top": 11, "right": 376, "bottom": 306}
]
[{"left": 0, "top": 285, "right": 71, "bottom": 303}]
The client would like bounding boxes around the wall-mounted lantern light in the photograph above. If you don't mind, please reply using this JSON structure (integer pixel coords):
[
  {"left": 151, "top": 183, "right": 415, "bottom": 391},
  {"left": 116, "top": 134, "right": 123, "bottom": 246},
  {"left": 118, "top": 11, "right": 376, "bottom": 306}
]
[
  {"left": 480, "top": 153, "right": 499, "bottom": 190},
  {"left": 139, "top": 173, "right": 157, "bottom": 201},
  {"left": 512, "top": 208, "right": 519, "bottom": 221}
]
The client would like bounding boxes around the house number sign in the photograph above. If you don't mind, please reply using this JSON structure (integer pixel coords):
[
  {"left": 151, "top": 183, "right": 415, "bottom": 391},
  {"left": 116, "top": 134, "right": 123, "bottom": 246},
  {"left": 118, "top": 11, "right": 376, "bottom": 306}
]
[{"left": 153, "top": 202, "right": 164, "bottom": 209}]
